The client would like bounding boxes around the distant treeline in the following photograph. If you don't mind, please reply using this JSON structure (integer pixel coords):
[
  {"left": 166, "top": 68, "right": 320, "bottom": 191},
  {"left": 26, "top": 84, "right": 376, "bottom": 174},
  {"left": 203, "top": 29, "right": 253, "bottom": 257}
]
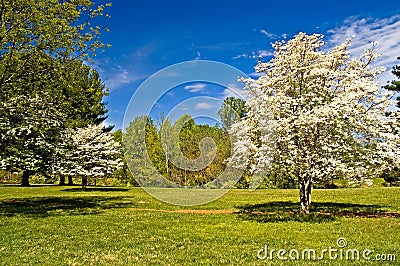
[{"left": 123, "top": 114, "right": 232, "bottom": 187}]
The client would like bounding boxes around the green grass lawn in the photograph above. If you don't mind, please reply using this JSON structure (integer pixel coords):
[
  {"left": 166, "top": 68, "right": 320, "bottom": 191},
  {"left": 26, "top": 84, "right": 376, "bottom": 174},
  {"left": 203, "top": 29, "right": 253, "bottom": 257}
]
[{"left": 0, "top": 186, "right": 399, "bottom": 265}]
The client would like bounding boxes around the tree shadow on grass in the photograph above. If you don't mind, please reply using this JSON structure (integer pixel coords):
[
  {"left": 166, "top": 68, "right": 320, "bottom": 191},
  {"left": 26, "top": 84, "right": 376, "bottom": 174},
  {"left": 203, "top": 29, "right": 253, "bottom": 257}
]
[
  {"left": 236, "top": 201, "right": 400, "bottom": 223},
  {"left": 61, "top": 187, "right": 130, "bottom": 192},
  {"left": 0, "top": 196, "right": 136, "bottom": 218},
  {"left": 0, "top": 184, "right": 59, "bottom": 187}
]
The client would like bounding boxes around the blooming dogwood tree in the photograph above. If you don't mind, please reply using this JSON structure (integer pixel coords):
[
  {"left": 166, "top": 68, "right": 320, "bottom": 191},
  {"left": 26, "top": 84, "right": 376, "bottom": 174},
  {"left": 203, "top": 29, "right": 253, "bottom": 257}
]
[
  {"left": 230, "top": 33, "right": 400, "bottom": 214},
  {"left": 56, "top": 124, "right": 123, "bottom": 189},
  {"left": 0, "top": 92, "right": 66, "bottom": 186}
]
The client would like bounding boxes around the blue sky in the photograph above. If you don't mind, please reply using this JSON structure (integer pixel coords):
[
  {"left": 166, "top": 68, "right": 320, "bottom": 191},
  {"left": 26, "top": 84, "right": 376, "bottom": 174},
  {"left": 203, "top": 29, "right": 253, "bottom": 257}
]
[{"left": 92, "top": 0, "right": 400, "bottom": 130}]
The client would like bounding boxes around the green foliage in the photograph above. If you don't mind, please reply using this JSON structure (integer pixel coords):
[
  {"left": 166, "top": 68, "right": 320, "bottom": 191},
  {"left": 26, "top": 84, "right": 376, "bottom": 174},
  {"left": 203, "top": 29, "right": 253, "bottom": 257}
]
[
  {"left": 123, "top": 116, "right": 159, "bottom": 186},
  {"left": 383, "top": 56, "right": 400, "bottom": 107},
  {"left": 124, "top": 114, "right": 232, "bottom": 187},
  {"left": 0, "top": 0, "right": 110, "bottom": 63},
  {"left": 0, "top": 170, "right": 21, "bottom": 184},
  {"left": 59, "top": 60, "right": 109, "bottom": 128},
  {"left": 217, "top": 97, "right": 248, "bottom": 129},
  {"left": 380, "top": 168, "right": 400, "bottom": 187},
  {"left": 111, "top": 130, "right": 135, "bottom": 186}
]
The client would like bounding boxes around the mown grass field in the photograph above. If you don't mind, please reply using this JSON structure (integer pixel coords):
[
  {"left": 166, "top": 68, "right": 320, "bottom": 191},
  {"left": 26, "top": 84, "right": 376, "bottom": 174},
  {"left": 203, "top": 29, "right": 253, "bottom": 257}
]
[{"left": 0, "top": 186, "right": 399, "bottom": 265}]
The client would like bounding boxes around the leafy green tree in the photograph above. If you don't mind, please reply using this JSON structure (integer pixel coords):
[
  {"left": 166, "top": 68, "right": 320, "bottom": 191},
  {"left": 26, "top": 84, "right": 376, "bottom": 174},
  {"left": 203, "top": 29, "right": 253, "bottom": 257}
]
[
  {"left": 110, "top": 130, "right": 135, "bottom": 186},
  {"left": 123, "top": 116, "right": 161, "bottom": 186},
  {"left": 218, "top": 97, "right": 248, "bottom": 129},
  {"left": 158, "top": 115, "right": 231, "bottom": 186},
  {"left": 188, "top": 124, "right": 231, "bottom": 186},
  {"left": 145, "top": 118, "right": 165, "bottom": 180}
]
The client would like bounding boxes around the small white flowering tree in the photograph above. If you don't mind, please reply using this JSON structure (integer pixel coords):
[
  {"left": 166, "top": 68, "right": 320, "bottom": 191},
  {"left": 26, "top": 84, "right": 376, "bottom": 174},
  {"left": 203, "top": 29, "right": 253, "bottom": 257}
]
[
  {"left": 230, "top": 33, "right": 400, "bottom": 214},
  {"left": 56, "top": 124, "right": 123, "bottom": 189}
]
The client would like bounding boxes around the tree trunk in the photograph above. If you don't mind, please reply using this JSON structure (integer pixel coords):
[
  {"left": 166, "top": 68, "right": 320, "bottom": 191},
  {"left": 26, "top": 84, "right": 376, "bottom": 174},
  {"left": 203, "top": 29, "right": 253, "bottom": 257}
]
[
  {"left": 82, "top": 176, "right": 87, "bottom": 190},
  {"left": 67, "top": 176, "right": 74, "bottom": 186},
  {"left": 59, "top": 175, "right": 66, "bottom": 186},
  {"left": 21, "top": 170, "right": 30, "bottom": 186},
  {"left": 299, "top": 178, "right": 313, "bottom": 214}
]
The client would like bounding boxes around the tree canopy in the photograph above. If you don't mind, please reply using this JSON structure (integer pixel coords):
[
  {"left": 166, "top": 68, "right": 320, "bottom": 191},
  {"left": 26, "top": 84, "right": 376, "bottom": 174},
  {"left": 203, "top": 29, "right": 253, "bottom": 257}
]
[
  {"left": 218, "top": 97, "right": 248, "bottom": 130},
  {"left": 230, "top": 32, "right": 400, "bottom": 213}
]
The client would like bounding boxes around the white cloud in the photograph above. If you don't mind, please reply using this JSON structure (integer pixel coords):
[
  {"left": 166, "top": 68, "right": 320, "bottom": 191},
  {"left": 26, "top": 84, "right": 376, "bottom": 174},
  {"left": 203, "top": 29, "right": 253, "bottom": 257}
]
[
  {"left": 197, "top": 42, "right": 246, "bottom": 51},
  {"left": 184, "top": 83, "right": 207, "bottom": 93},
  {"left": 327, "top": 15, "right": 400, "bottom": 85},
  {"left": 116, "top": 68, "right": 131, "bottom": 84},
  {"left": 233, "top": 50, "right": 273, "bottom": 60},
  {"left": 220, "top": 83, "right": 249, "bottom": 100},
  {"left": 256, "top": 50, "right": 274, "bottom": 57},
  {"left": 175, "top": 103, "right": 189, "bottom": 111},
  {"left": 233, "top": 54, "right": 248, "bottom": 59},
  {"left": 91, "top": 60, "right": 149, "bottom": 91},
  {"left": 195, "top": 102, "right": 214, "bottom": 110},
  {"left": 260, "top": 29, "right": 277, "bottom": 39},
  {"left": 194, "top": 51, "right": 201, "bottom": 60},
  {"left": 104, "top": 66, "right": 148, "bottom": 90},
  {"left": 248, "top": 72, "right": 264, "bottom": 78}
]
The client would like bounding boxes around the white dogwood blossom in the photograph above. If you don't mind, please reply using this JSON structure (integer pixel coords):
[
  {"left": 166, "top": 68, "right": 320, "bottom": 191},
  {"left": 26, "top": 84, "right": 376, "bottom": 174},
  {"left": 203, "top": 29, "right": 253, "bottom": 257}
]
[
  {"left": 230, "top": 33, "right": 400, "bottom": 213},
  {"left": 0, "top": 95, "right": 64, "bottom": 172},
  {"left": 55, "top": 124, "right": 123, "bottom": 185}
]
